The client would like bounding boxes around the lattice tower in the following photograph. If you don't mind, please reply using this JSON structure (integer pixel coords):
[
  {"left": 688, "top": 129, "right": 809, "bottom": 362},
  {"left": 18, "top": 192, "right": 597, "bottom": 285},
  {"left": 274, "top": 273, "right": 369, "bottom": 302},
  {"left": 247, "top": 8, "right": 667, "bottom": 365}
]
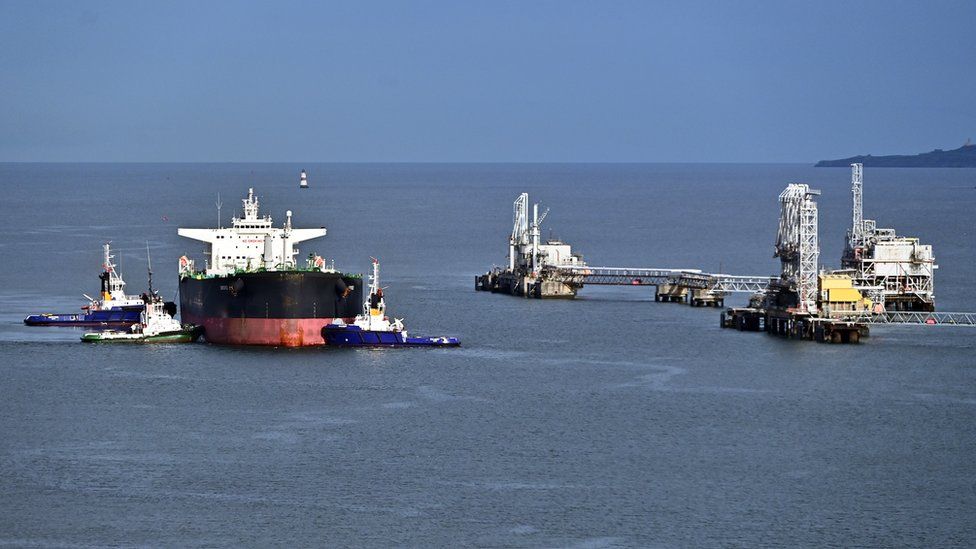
[
  {"left": 849, "top": 163, "right": 863, "bottom": 249},
  {"left": 775, "top": 184, "right": 821, "bottom": 313}
]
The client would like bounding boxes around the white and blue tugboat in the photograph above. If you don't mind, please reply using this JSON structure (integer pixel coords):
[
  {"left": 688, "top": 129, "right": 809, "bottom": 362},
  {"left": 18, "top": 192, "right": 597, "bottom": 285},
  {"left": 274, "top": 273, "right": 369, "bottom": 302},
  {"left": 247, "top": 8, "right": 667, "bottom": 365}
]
[
  {"left": 24, "top": 243, "right": 175, "bottom": 328},
  {"left": 322, "top": 258, "right": 460, "bottom": 347}
]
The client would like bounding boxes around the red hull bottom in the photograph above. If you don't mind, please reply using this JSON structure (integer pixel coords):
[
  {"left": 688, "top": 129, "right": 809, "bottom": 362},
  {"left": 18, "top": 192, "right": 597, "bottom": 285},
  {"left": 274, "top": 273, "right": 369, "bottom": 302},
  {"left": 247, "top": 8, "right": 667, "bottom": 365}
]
[{"left": 191, "top": 317, "right": 355, "bottom": 347}]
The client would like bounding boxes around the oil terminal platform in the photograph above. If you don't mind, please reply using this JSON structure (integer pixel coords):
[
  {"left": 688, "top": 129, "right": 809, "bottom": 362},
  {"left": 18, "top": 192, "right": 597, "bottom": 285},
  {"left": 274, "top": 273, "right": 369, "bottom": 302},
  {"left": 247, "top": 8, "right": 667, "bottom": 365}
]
[
  {"left": 478, "top": 182, "right": 976, "bottom": 345},
  {"left": 474, "top": 192, "right": 772, "bottom": 304}
]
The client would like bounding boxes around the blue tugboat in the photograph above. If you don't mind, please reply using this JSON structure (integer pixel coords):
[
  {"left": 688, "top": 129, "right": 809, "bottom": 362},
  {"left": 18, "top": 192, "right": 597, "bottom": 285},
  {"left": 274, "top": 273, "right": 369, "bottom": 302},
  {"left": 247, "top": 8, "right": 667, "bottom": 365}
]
[
  {"left": 322, "top": 258, "right": 460, "bottom": 347},
  {"left": 24, "top": 243, "right": 175, "bottom": 328}
]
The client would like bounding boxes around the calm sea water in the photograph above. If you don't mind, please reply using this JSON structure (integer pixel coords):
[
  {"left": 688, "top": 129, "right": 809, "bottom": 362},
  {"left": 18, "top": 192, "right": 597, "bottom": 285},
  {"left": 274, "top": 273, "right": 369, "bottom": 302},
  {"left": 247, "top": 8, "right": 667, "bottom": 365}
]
[{"left": 1, "top": 163, "right": 974, "bottom": 547}]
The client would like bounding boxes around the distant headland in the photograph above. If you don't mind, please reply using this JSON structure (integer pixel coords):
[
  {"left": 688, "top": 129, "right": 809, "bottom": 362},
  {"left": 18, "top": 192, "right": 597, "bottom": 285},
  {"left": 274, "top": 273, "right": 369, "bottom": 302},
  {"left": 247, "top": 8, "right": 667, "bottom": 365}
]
[{"left": 816, "top": 139, "right": 976, "bottom": 167}]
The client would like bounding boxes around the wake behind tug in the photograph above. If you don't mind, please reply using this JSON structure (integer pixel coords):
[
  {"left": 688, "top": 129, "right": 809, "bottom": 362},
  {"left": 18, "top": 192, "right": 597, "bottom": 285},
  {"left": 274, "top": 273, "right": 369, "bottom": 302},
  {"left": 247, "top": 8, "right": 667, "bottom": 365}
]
[{"left": 322, "top": 258, "right": 460, "bottom": 347}]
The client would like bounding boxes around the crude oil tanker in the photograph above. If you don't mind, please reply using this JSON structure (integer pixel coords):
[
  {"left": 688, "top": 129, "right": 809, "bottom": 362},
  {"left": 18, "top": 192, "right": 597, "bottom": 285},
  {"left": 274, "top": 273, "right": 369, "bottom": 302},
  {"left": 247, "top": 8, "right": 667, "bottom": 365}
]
[{"left": 178, "top": 188, "right": 361, "bottom": 346}]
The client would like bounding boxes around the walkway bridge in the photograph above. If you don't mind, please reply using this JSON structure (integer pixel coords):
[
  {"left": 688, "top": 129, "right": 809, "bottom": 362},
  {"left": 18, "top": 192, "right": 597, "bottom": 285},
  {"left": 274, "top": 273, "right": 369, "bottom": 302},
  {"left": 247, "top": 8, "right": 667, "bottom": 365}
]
[
  {"left": 853, "top": 311, "right": 976, "bottom": 327},
  {"left": 550, "top": 266, "right": 774, "bottom": 306}
]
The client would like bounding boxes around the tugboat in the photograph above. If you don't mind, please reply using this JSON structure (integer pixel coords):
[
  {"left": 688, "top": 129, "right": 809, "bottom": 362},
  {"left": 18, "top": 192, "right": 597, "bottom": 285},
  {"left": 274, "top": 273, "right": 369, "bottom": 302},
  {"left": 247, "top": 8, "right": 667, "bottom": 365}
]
[
  {"left": 24, "top": 243, "right": 175, "bottom": 327},
  {"left": 81, "top": 247, "right": 200, "bottom": 343},
  {"left": 322, "top": 258, "right": 460, "bottom": 347},
  {"left": 81, "top": 294, "right": 200, "bottom": 343}
]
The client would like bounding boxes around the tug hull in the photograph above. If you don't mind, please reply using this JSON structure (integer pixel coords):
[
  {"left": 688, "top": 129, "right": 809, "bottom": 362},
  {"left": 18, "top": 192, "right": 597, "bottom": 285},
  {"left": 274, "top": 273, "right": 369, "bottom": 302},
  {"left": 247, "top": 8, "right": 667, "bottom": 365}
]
[
  {"left": 322, "top": 324, "right": 460, "bottom": 347},
  {"left": 81, "top": 329, "right": 201, "bottom": 343},
  {"left": 25, "top": 303, "right": 176, "bottom": 327}
]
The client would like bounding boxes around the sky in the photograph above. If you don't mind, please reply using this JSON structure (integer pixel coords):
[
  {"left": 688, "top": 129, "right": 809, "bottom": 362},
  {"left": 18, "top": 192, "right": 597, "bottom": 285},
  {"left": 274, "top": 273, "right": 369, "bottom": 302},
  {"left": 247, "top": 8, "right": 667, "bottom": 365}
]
[{"left": 1, "top": 1, "right": 974, "bottom": 162}]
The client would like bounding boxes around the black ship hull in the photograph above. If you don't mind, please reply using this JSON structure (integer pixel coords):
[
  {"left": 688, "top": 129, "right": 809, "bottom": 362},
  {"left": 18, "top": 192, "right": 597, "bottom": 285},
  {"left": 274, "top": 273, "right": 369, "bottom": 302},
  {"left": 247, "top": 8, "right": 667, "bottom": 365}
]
[{"left": 179, "top": 270, "right": 362, "bottom": 346}]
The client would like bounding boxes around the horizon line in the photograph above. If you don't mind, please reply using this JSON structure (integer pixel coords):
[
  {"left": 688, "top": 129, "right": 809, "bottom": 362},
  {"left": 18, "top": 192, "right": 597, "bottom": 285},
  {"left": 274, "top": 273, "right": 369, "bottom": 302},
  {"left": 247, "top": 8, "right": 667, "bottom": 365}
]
[{"left": 0, "top": 160, "right": 819, "bottom": 165}]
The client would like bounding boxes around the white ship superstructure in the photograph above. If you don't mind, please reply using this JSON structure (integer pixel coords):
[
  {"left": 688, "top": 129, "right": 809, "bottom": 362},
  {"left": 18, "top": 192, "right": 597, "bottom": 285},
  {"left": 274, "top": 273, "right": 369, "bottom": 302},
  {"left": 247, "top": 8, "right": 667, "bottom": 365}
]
[
  {"left": 178, "top": 188, "right": 330, "bottom": 276},
  {"left": 136, "top": 295, "right": 184, "bottom": 336},
  {"left": 91, "top": 243, "right": 144, "bottom": 310},
  {"left": 351, "top": 258, "right": 406, "bottom": 336}
]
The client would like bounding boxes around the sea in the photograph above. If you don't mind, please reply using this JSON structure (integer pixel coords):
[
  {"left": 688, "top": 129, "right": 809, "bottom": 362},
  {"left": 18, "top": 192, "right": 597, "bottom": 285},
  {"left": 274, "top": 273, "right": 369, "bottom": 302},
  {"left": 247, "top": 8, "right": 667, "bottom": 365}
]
[{"left": 0, "top": 163, "right": 974, "bottom": 547}]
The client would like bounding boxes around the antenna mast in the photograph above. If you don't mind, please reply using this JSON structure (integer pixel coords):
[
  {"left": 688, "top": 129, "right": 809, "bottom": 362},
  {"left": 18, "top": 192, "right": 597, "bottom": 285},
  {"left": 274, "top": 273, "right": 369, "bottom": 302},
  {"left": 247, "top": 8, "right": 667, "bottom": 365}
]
[
  {"left": 146, "top": 241, "right": 154, "bottom": 295},
  {"left": 216, "top": 192, "right": 223, "bottom": 229}
]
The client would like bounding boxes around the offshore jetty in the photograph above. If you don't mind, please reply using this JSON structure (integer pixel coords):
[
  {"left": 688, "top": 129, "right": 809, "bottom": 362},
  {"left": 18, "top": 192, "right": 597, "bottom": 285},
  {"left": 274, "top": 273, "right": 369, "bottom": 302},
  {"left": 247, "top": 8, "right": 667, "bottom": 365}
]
[
  {"left": 475, "top": 193, "right": 587, "bottom": 298},
  {"left": 721, "top": 164, "right": 973, "bottom": 343},
  {"left": 477, "top": 165, "right": 976, "bottom": 344},
  {"left": 475, "top": 193, "right": 770, "bottom": 304}
]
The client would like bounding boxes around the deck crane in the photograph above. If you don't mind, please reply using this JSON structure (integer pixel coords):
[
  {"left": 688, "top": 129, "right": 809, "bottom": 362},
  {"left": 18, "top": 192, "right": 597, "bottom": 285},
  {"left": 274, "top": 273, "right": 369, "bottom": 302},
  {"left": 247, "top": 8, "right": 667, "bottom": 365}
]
[
  {"left": 507, "top": 193, "right": 550, "bottom": 275},
  {"left": 509, "top": 193, "right": 529, "bottom": 272}
]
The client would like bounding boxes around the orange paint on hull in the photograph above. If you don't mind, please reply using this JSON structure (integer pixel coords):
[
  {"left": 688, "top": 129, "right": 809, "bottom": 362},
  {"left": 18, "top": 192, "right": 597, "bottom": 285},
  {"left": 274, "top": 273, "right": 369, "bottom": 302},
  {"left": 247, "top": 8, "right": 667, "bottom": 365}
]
[{"left": 190, "top": 316, "right": 356, "bottom": 346}]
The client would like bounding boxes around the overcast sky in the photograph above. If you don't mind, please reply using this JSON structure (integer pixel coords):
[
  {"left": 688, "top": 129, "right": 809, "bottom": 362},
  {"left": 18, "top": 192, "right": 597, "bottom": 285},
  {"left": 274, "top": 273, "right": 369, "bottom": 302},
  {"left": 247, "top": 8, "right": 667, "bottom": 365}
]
[{"left": 1, "top": 1, "right": 974, "bottom": 162}]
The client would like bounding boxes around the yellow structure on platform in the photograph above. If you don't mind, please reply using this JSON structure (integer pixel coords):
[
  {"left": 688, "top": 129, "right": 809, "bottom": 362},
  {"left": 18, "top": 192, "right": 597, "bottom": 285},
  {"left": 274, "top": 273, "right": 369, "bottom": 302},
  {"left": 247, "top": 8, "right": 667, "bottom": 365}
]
[{"left": 819, "top": 273, "right": 872, "bottom": 316}]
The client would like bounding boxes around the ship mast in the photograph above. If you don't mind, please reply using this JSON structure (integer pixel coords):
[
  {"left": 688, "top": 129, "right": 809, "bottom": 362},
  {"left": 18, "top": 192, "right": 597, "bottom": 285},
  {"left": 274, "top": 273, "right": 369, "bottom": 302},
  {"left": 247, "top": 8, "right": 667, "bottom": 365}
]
[
  {"left": 146, "top": 241, "right": 154, "bottom": 295},
  {"left": 216, "top": 192, "right": 223, "bottom": 229},
  {"left": 364, "top": 257, "right": 385, "bottom": 325}
]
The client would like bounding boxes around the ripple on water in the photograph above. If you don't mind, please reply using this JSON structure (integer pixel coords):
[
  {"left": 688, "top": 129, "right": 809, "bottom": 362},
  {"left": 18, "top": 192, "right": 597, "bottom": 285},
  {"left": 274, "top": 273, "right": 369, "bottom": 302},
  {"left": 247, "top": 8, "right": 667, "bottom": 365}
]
[
  {"left": 417, "top": 385, "right": 489, "bottom": 403},
  {"left": 913, "top": 393, "right": 976, "bottom": 405},
  {"left": 382, "top": 401, "right": 416, "bottom": 409}
]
